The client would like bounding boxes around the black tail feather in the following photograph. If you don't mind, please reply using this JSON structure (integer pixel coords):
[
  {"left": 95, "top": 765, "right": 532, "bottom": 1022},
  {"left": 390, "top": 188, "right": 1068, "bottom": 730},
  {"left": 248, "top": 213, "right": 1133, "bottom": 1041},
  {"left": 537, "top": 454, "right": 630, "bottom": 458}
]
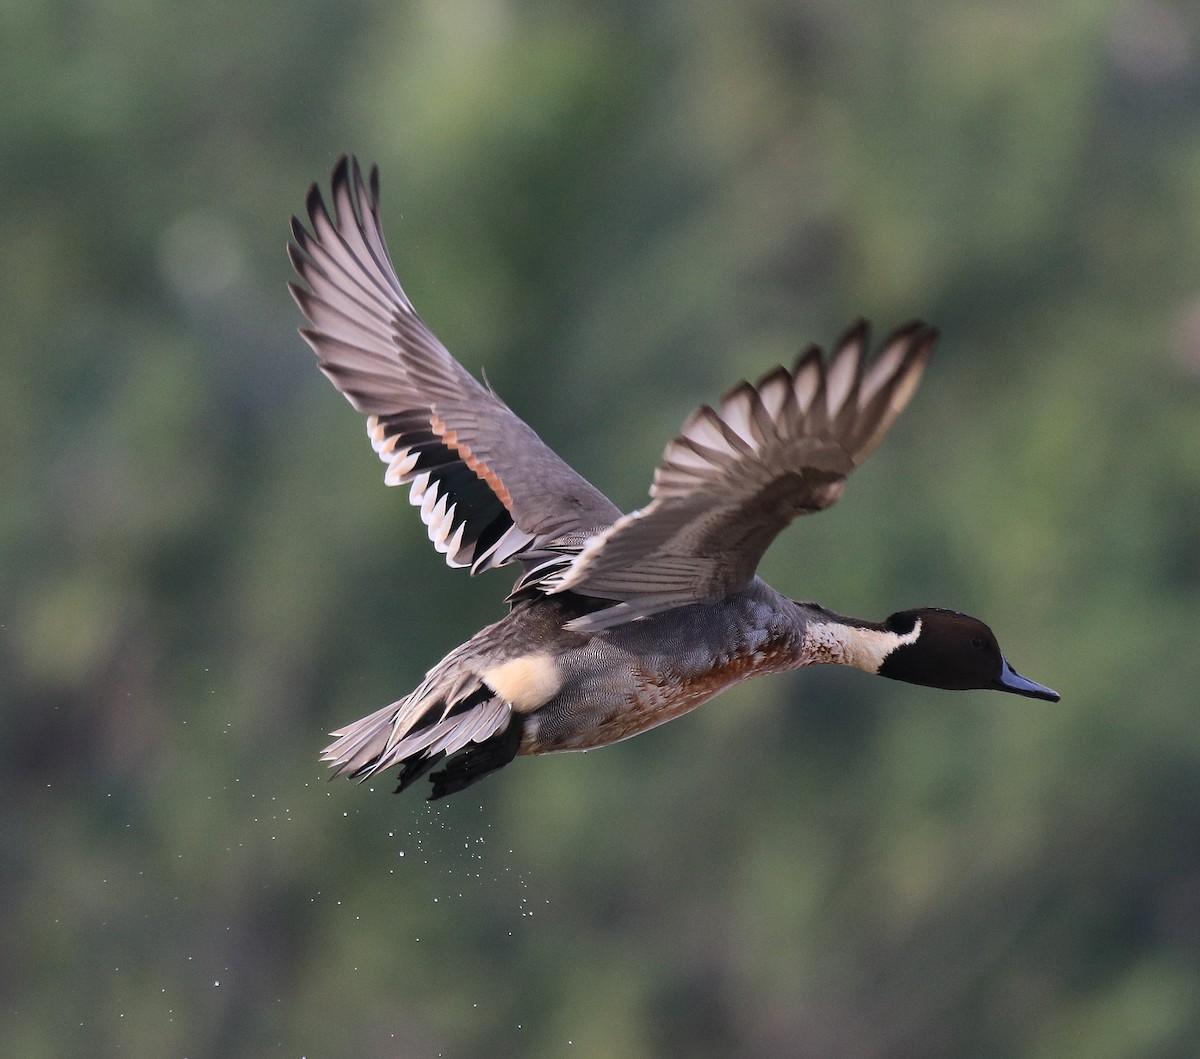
[
  {"left": 394, "top": 752, "right": 445, "bottom": 794},
  {"left": 426, "top": 715, "right": 525, "bottom": 800}
]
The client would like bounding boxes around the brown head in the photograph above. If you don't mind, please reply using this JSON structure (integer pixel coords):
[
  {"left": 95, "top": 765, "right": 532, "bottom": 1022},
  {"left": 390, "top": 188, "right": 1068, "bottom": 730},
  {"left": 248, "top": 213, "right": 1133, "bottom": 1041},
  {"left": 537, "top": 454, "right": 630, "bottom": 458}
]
[{"left": 876, "top": 608, "right": 1060, "bottom": 701}]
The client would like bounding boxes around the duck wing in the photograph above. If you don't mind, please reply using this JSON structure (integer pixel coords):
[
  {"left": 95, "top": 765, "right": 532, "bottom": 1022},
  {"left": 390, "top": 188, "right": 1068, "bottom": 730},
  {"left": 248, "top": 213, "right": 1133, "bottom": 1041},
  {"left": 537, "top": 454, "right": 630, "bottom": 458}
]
[
  {"left": 549, "top": 321, "right": 938, "bottom": 630},
  {"left": 289, "top": 156, "right": 620, "bottom": 576}
]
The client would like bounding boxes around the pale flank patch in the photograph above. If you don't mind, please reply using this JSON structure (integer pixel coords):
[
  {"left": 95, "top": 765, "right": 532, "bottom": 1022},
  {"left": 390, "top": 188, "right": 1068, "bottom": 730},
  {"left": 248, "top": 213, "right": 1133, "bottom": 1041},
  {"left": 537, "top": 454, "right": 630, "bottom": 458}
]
[
  {"left": 805, "top": 618, "right": 922, "bottom": 674},
  {"left": 483, "top": 655, "right": 563, "bottom": 712}
]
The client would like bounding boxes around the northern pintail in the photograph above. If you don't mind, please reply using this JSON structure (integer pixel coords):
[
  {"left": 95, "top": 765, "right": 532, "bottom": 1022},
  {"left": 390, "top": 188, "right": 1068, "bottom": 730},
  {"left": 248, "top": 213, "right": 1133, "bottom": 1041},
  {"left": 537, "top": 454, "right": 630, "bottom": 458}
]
[{"left": 289, "top": 156, "right": 1059, "bottom": 800}]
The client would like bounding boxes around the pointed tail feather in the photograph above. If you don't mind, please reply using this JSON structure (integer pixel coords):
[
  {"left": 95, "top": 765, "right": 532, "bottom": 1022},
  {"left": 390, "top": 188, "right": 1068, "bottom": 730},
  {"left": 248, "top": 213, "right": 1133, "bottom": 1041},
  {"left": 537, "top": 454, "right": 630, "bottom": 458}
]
[{"left": 321, "top": 680, "right": 516, "bottom": 794}]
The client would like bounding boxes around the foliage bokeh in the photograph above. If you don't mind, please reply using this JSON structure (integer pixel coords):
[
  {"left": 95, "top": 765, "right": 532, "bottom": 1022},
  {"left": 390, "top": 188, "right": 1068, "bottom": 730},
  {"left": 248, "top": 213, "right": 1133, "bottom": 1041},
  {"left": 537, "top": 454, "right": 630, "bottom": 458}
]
[{"left": 5, "top": 0, "right": 1200, "bottom": 1055}]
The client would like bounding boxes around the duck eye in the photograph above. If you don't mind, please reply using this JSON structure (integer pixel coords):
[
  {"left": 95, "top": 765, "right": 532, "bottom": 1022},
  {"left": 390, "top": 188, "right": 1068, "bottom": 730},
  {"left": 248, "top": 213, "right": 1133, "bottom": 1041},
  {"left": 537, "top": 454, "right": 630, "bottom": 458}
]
[{"left": 971, "top": 637, "right": 986, "bottom": 650}]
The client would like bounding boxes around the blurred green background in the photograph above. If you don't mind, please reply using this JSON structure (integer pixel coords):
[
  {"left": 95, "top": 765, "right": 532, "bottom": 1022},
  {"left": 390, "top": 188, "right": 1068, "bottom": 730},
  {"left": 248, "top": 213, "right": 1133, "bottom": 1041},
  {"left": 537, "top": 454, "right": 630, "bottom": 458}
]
[{"left": 5, "top": 0, "right": 1200, "bottom": 1055}]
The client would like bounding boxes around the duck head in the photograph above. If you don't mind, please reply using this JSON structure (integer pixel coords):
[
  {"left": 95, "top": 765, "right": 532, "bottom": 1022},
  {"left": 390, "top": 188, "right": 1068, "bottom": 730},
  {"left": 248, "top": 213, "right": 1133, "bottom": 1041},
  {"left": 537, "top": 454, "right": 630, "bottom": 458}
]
[{"left": 876, "top": 608, "right": 1060, "bottom": 701}]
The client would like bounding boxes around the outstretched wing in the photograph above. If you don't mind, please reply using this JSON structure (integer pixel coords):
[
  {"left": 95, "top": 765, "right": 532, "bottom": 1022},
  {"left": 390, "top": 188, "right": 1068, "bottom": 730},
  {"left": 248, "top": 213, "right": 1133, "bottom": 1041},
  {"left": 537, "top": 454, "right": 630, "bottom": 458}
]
[
  {"left": 549, "top": 321, "right": 938, "bottom": 630},
  {"left": 289, "top": 156, "right": 620, "bottom": 575}
]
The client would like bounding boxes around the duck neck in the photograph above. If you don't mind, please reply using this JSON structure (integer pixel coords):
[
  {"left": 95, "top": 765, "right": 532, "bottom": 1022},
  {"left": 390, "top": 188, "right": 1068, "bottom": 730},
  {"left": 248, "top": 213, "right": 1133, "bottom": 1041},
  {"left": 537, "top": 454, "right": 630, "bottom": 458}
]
[{"left": 799, "top": 608, "right": 922, "bottom": 674}]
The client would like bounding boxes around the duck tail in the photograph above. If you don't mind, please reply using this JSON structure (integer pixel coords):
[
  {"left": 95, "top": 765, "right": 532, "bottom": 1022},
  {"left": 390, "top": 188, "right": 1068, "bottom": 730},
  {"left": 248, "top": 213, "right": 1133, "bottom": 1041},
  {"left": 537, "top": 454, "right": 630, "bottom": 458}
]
[{"left": 321, "top": 678, "right": 522, "bottom": 799}]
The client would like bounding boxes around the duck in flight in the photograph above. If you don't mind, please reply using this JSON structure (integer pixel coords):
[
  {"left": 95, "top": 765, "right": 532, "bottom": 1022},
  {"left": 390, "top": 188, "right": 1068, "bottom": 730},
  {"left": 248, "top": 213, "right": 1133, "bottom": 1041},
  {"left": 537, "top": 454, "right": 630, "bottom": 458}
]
[{"left": 289, "top": 156, "right": 1059, "bottom": 801}]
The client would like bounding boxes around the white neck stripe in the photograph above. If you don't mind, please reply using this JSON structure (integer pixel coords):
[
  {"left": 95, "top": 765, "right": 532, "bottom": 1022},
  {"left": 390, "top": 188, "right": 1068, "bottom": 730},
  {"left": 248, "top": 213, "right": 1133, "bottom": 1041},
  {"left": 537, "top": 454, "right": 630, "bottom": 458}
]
[{"left": 805, "top": 618, "right": 923, "bottom": 674}]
